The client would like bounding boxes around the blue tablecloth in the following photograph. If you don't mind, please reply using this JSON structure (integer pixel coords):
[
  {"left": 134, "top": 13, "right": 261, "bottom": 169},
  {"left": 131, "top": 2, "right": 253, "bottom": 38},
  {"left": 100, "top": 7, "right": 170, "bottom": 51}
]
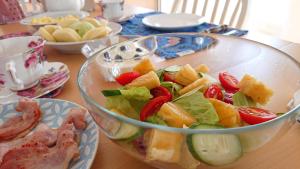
[{"left": 119, "top": 12, "right": 247, "bottom": 59}]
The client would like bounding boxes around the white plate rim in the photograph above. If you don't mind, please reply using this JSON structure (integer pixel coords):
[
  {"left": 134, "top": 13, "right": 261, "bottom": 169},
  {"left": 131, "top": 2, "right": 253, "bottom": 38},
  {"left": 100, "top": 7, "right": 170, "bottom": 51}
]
[{"left": 142, "top": 13, "right": 204, "bottom": 30}]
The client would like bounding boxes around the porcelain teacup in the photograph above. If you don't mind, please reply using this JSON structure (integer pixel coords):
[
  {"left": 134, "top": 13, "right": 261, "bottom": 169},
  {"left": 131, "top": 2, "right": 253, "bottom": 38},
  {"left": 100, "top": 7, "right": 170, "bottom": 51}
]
[{"left": 0, "top": 36, "right": 46, "bottom": 91}]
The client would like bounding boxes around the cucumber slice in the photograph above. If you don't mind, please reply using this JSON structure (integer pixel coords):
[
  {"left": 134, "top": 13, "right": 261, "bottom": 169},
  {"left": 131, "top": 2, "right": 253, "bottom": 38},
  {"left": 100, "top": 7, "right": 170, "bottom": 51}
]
[
  {"left": 187, "top": 124, "right": 242, "bottom": 166},
  {"left": 102, "top": 90, "right": 121, "bottom": 96},
  {"left": 110, "top": 122, "right": 141, "bottom": 140},
  {"left": 165, "top": 65, "right": 181, "bottom": 72}
]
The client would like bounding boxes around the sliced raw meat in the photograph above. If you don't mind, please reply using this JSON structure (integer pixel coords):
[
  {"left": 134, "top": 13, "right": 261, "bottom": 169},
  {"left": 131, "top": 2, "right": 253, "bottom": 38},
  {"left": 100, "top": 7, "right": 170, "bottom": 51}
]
[
  {"left": 0, "top": 124, "right": 57, "bottom": 163},
  {"left": 0, "top": 98, "right": 41, "bottom": 142},
  {"left": 0, "top": 108, "right": 87, "bottom": 169}
]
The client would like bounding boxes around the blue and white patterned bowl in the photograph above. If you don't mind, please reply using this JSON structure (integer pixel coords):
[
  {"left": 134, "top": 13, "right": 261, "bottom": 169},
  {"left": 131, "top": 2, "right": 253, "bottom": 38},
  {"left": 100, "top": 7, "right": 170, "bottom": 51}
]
[{"left": 0, "top": 98, "right": 99, "bottom": 169}]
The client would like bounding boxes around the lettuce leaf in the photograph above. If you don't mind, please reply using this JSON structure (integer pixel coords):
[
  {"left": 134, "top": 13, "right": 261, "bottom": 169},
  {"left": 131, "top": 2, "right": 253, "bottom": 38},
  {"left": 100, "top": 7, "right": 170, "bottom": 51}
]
[
  {"left": 174, "top": 92, "right": 219, "bottom": 124},
  {"left": 105, "top": 95, "right": 139, "bottom": 119},
  {"left": 146, "top": 115, "right": 167, "bottom": 126},
  {"left": 120, "top": 87, "right": 152, "bottom": 101},
  {"left": 233, "top": 91, "right": 256, "bottom": 107},
  {"left": 161, "top": 81, "right": 182, "bottom": 99}
]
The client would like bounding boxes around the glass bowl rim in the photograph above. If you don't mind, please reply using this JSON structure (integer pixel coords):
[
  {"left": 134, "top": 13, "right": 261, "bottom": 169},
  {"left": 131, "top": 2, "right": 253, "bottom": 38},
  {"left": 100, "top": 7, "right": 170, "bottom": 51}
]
[{"left": 77, "top": 33, "right": 300, "bottom": 134}]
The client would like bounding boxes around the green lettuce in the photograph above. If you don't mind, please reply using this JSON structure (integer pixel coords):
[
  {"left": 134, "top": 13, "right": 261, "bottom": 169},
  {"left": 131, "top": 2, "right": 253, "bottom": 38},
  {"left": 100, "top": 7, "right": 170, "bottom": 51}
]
[
  {"left": 161, "top": 81, "right": 182, "bottom": 99},
  {"left": 120, "top": 87, "right": 152, "bottom": 101},
  {"left": 105, "top": 95, "right": 139, "bottom": 119},
  {"left": 174, "top": 92, "right": 219, "bottom": 124},
  {"left": 146, "top": 115, "right": 167, "bottom": 126},
  {"left": 233, "top": 91, "right": 256, "bottom": 107}
]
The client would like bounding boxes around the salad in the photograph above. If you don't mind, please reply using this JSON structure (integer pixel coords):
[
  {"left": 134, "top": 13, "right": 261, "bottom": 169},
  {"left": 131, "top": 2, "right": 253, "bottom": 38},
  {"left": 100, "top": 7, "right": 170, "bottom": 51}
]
[{"left": 101, "top": 58, "right": 278, "bottom": 167}]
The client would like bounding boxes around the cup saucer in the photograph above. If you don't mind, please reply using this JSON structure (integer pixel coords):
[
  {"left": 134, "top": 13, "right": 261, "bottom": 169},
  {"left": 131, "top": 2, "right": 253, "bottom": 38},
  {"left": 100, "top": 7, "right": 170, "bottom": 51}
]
[{"left": 0, "top": 61, "right": 70, "bottom": 104}]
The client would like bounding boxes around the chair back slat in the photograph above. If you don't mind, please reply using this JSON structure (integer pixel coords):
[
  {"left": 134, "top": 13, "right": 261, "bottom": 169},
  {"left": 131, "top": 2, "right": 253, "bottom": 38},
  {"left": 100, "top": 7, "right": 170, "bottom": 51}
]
[
  {"left": 169, "top": 0, "right": 248, "bottom": 28},
  {"left": 219, "top": 0, "right": 230, "bottom": 24},
  {"left": 192, "top": 0, "right": 199, "bottom": 14},
  {"left": 210, "top": 0, "right": 220, "bottom": 23}
]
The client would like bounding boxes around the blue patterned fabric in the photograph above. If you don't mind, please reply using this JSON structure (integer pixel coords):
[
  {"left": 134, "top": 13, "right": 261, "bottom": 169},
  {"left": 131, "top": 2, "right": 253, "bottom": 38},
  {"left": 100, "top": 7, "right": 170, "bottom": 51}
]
[{"left": 120, "top": 12, "right": 248, "bottom": 59}]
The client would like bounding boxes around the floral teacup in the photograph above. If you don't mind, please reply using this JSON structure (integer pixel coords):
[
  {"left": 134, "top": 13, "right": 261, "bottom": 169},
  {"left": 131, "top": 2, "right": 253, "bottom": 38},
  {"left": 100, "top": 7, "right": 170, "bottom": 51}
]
[{"left": 0, "top": 36, "right": 46, "bottom": 91}]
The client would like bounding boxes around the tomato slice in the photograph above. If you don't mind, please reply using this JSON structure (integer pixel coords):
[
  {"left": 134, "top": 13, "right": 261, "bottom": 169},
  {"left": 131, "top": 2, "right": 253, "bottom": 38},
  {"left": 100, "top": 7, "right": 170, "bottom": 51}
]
[
  {"left": 223, "top": 92, "right": 233, "bottom": 104},
  {"left": 140, "top": 96, "right": 169, "bottom": 121},
  {"left": 204, "top": 84, "right": 223, "bottom": 100},
  {"left": 115, "top": 72, "right": 141, "bottom": 85},
  {"left": 163, "top": 72, "right": 176, "bottom": 83},
  {"left": 151, "top": 86, "right": 172, "bottom": 101},
  {"left": 238, "top": 107, "right": 277, "bottom": 125},
  {"left": 219, "top": 72, "right": 239, "bottom": 93}
]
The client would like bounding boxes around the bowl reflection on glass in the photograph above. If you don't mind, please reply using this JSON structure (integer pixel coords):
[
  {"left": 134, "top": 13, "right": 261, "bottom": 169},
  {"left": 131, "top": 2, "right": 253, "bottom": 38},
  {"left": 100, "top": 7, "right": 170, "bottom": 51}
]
[{"left": 77, "top": 33, "right": 300, "bottom": 169}]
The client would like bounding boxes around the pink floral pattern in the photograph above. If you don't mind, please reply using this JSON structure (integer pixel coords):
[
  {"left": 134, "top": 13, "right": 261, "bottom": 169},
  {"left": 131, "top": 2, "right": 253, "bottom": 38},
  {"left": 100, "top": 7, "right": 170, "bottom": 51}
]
[
  {"left": 0, "top": 73, "right": 5, "bottom": 85},
  {"left": 24, "top": 39, "right": 45, "bottom": 68}
]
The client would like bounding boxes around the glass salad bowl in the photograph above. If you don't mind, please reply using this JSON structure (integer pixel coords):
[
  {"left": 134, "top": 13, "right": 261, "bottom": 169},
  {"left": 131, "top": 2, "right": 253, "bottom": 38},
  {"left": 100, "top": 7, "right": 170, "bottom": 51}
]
[{"left": 77, "top": 33, "right": 300, "bottom": 169}]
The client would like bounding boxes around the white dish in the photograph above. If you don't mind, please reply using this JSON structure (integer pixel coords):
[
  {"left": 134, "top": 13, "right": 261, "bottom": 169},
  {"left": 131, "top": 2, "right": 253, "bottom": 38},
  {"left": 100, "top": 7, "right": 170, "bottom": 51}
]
[
  {"left": 109, "top": 14, "right": 135, "bottom": 23},
  {"left": 0, "top": 61, "right": 70, "bottom": 105},
  {"left": 0, "top": 98, "right": 99, "bottom": 169},
  {"left": 20, "top": 11, "right": 90, "bottom": 29},
  {"left": 142, "top": 13, "right": 204, "bottom": 30},
  {"left": 36, "top": 22, "right": 122, "bottom": 54}
]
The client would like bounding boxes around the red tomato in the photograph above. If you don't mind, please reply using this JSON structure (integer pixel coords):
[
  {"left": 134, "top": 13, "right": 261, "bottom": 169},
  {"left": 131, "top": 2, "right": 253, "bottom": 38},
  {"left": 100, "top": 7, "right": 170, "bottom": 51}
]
[
  {"left": 204, "top": 84, "right": 223, "bottom": 100},
  {"left": 223, "top": 92, "right": 233, "bottom": 104},
  {"left": 151, "top": 86, "right": 172, "bottom": 101},
  {"left": 115, "top": 72, "right": 141, "bottom": 85},
  {"left": 140, "top": 96, "right": 169, "bottom": 121},
  {"left": 238, "top": 107, "right": 277, "bottom": 125},
  {"left": 219, "top": 72, "right": 239, "bottom": 93},
  {"left": 163, "top": 73, "right": 176, "bottom": 83}
]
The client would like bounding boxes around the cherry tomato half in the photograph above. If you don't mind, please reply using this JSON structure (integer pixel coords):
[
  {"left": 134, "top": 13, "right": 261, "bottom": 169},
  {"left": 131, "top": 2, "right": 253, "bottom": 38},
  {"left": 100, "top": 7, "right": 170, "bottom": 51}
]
[
  {"left": 140, "top": 96, "right": 169, "bottom": 121},
  {"left": 151, "top": 86, "right": 172, "bottom": 101},
  {"left": 219, "top": 72, "right": 239, "bottom": 93},
  {"left": 115, "top": 72, "right": 141, "bottom": 85},
  {"left": 238, "top": 107, "right": 277, "bottom": 125},
  {"left": 223, "top": 92, "right": 233, "bottom": 104},
  {"left": 204, "top": 84, "right": 223, "bottom": 100},
  {"left": 163, "top": 73, "right": 176, "bottom": 83}
]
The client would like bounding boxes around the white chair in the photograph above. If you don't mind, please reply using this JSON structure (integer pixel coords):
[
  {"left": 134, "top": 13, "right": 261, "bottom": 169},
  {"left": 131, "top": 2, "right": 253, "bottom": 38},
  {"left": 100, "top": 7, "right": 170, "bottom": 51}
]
[{"left": 169, "top": 0, "right": 248, "bottom": 28}]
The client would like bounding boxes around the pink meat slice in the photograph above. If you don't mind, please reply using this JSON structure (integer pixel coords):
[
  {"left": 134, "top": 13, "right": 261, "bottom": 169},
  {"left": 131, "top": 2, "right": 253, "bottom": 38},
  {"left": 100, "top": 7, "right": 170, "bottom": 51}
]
[
  {"left": 0, "top": 98, "right": 41, "bottom": 142},
  {"left": 0, "top": 124, "right": 57, "bottom": 163},
  {"left": 0, "top": 108, "right": 87, "bottom": 169}
]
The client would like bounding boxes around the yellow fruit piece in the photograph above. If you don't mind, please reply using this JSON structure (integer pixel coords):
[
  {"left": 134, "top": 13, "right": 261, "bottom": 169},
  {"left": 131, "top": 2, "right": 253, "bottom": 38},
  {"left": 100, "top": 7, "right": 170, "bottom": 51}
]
[
  {"left": 209, "top": 98, "right": 241, "bottom": 127},
  {"left": 57, "top": 18, "right": 79, "bottom": 27},
  {"left": 82, "top": 26, "right": 109, "bottom": 40},
  {"left": 127, "top": 71, "right": 160, "bottom": 90},
  {"left": 52, "top": 28, "right": 81, "bottom": 42},
  {"left": 175, "top": 64, "right": 199, "bottom": 86},
  {"left": 83, "top": 17, "right": 107, "bottom": 27},
  {"left": 146, "top": 129, "right": 183, "bottom": 163},
  {"left": 158, "top": 102, "right": 196, "bottom": 128},
  {"left": 39, "top": 27, "right": 55, "bottom": 42},
  {"left": 238, "top": 74, "right": 273, "bottom": 105},
  {"left": 133, "top": 58, "right": 156, "bottom": 75},
  {"left": 43, "top": 25, "right": 62, "bottom": 34},
  {"left": 195, "top": 64, "right": 209, "bottom": 73},
  {"left": 179, "top": 78, "right": 209, "bottom": 95}
]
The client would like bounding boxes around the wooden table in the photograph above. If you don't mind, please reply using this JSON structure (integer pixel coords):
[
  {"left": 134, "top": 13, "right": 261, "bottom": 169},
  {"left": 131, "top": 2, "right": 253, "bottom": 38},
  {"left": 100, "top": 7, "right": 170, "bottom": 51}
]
[{"left": 1, "top": 5, "right": 300, "bottom": 169}]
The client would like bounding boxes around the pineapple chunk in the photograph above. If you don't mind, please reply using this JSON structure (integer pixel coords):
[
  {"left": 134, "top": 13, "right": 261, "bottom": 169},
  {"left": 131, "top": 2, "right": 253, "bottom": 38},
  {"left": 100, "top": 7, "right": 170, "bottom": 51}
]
[
  {"left": 146, "top": 129, "right": 183, "bottom": 163},
  {"left": 133, "top": 58, "right": 156, "bottom": 75},
  {"left": 195, "top": 64, "right": 209, "bottom": 73},
  {"left": 158, "top": 102, "right": 196, "bottom": 128},
  {"left": 175, "top": 64, "right": 199, "bottom": 86},
  {"left": 179, "top": 78, "right": 209, "bottom": 95},
  {"left": 209, "top": 98, "right": 240, "bottom": 127},
  {"left": 238, "top": 74, "right": 273, "bottom": 105},
  {"left": 126, "top": 71, "right": 160, "bottom": 89}
]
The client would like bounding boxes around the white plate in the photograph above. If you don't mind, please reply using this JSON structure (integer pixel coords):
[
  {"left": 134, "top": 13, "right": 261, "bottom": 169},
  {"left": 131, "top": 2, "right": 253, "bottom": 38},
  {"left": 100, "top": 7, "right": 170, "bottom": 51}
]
[
  {"left": 142, "top": 13, "right": 204, "bottom": 30},
  {"left": 0, "top": 98, "right": 99, "bottom": 169},
  {"left": 109, "top": 14, "right": 135, "bottom": 23},
  {"left": 36, "top": 22, "right": 122, "bottom": 54},
  {"left": 20, "top": 11, "right": 90, "bottom": 29},
  {"left": 0, "top": 61, "right": 70, "bottom": 105}
]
